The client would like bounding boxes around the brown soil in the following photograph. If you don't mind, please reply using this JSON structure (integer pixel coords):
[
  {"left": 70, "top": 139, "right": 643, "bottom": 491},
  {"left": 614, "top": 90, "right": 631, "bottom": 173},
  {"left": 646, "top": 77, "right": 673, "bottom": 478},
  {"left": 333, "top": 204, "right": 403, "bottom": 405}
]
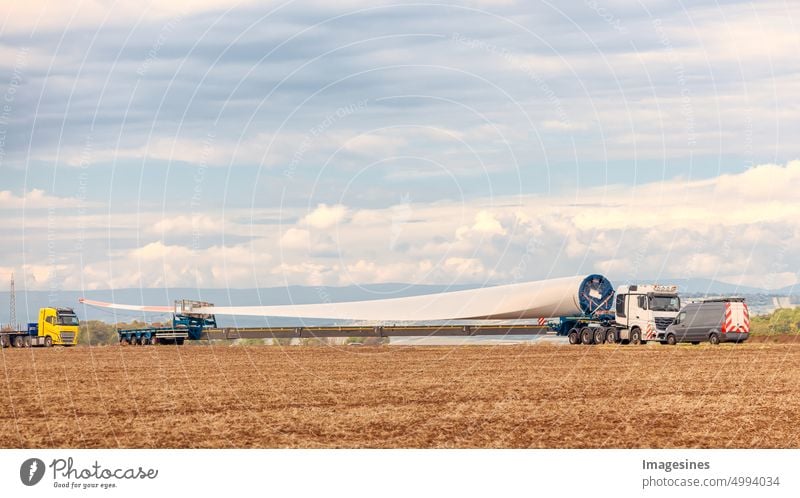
[{"left": 1, "top": 343, "right": 799, "bottom": 448}]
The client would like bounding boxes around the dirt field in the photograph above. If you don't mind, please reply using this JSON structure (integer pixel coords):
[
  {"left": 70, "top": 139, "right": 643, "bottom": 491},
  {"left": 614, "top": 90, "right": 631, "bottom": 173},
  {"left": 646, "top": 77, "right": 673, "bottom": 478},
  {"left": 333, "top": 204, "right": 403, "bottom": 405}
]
[{"left": 2, "top": 343, "right": 800, "bottom": 448}]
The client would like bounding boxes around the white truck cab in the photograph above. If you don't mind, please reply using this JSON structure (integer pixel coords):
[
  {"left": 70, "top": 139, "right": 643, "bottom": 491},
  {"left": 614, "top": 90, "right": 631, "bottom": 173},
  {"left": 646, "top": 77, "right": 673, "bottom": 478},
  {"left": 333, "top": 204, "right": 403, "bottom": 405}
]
[{"left": 614, "top": 284, "right": 681, "bottom": 344}]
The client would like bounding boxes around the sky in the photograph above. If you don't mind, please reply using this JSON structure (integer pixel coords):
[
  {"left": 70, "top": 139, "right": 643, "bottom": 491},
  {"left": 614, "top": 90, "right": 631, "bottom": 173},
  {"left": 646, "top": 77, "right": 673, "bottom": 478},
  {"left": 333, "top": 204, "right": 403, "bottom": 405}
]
[{"left": 0, "top": 0, "right": 798, "bottom": 293}]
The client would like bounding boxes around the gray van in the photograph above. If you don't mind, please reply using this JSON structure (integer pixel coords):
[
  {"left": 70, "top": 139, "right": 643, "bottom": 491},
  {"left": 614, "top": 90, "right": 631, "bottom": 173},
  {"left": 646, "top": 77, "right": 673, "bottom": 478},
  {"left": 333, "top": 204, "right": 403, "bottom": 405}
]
[{"left": 663, "top": 298, "right": 750, "bottom": 345}]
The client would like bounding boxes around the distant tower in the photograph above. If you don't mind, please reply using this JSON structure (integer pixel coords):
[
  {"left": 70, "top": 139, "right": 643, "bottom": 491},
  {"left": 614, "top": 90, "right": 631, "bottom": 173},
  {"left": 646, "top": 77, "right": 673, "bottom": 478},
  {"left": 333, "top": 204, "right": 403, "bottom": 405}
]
[{"left": 9, "top": 272, "right": 16, "bottom": 329}]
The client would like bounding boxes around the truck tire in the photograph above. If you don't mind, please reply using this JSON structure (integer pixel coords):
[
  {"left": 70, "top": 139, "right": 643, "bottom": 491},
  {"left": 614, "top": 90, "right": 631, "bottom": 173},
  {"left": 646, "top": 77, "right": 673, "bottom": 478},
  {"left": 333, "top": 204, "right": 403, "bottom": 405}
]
[
  {"left": 12, "top": 336, "right": 23, "bottom": 348},
  {"left": 593, "top": 328, "right": 606, "bottom": 345},
  {"left": 148, "top": 335, "right": 158, "bottom": 346},
  {"left": 176, "top": 338, "right": 185, "bottom": 346},
  {"left": 605, "top": 328, "right": 617, "bottom": 344},
  {"left": 580, "top": 327, "right": 593, "bottom": 345},
  {"left": 567, "top": 329, "right": 580, "bottom": 345},
  {"left": 666, "top": 334, "right": 677, "bottom": 346},
  {"left": 0, "top": 335, "right": 8, "bottom": 348},
  {"left": 23, "top": 335, "right": 32, "bottom": 347},
  {"left": 709, "top": 333, "right": 720, "bottom": 345},
  {"left": 44, "top": 336, "right": 53, "bottom": 348},
  {"left": 630, "top": 328, "right": 642, "bottom": 345}
]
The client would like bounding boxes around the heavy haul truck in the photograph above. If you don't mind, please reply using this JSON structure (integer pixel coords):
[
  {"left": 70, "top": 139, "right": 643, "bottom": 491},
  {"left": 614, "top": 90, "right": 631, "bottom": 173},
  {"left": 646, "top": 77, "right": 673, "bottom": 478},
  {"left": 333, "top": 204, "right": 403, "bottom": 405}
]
[
  {"left": 0, "top": 307, "right": 79, "bottom": 348},
  {"left": 560, "top": 284, "right": 682, "bottom": 345},
  {"left": 82, "top": 279, "right": 685, "bottom": 347}
]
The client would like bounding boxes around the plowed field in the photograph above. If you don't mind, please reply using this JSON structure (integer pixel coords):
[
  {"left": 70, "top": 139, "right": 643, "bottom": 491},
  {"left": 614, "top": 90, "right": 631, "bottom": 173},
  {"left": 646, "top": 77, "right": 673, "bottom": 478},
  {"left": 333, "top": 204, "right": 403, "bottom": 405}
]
[{"left": 2, "top": 343, "right": 799, "bottom": 448}]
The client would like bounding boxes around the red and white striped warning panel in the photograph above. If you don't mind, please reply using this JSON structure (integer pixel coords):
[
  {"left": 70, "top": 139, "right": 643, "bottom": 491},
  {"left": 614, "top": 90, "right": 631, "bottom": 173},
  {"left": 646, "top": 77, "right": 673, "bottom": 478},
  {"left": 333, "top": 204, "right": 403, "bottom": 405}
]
[{"left": 723, "top": 302, "right": 750, "bottom": 333}]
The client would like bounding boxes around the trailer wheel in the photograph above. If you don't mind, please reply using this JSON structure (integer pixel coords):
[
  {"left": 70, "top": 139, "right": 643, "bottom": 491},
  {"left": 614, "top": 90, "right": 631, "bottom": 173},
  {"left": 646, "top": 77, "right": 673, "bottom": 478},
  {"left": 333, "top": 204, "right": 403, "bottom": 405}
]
[
  {"left": 630, "top": 328, "right": 642, "bottom": 345},
  {"left": 567, "top": 329, "right": 580, "bottom": 345},
  {"left": 709, "top": 333, "right": 720, "bottom": 345},
  {"left": 44, "top": 336, "right": 53, "bottom": 348},
  {"left": 666, "top": 334, "right": 677, "bottom": 346},
  {"left": 12, "top": 336, "right": 23, "bottom": 348},
  {"left": 176, "top": 338, "right": 185, "bottom": 346},
  {"left": 148, "top": 336, "right": 158, "bottom": 346},
  {"left": 580, "top": 327, "right": 593, "bottom": 345},
  {"left": 605, "top": 328, "right": 617, "bottom": 344},
  {"left": 0, "top": 335, "right": 8, "bottom": 348}
]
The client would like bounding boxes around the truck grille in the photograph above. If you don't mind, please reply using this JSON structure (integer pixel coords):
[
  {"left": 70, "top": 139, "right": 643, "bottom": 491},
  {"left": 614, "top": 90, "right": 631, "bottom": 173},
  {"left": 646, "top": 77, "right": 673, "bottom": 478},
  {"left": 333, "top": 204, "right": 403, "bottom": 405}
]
[
  {"left": 60, "top": 332, "right": 75, "bottom": 344},
  {"left": 654, "top": 317, "right": 674, "bottom": 331}
]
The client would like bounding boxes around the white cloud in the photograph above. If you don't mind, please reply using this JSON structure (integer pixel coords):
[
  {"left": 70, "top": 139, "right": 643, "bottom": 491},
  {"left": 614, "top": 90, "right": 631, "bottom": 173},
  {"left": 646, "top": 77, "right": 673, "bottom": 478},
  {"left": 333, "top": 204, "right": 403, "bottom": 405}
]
[
  {"left": 301, "top": 204, "right": 348, "bottom": 229},
  {"left": 0, "top": 189, "right": 94, "bottom": 209},
  {"left": 151, "top": 215, "right": 220, "bottom": 235},
  {"left": 279, "top": 228, "right": 311, "bottom": 249}
]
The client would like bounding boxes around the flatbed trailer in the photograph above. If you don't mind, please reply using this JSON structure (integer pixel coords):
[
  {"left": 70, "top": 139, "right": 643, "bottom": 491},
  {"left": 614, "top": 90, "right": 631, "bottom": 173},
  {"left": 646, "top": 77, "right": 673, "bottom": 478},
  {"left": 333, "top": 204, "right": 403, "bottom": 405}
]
[
  {"left": 117, "top": 321, "right": 549, "bottom": 345},
  {"left": 200, "top": 323, "right": 550, "bottom": 340}
]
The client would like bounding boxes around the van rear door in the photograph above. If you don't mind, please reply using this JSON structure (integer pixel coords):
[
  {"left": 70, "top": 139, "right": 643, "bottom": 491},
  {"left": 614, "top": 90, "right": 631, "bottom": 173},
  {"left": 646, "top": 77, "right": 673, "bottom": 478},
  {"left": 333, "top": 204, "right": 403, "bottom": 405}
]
[{"left": 722, "top": 302, "right": 750, "bottom": 333}]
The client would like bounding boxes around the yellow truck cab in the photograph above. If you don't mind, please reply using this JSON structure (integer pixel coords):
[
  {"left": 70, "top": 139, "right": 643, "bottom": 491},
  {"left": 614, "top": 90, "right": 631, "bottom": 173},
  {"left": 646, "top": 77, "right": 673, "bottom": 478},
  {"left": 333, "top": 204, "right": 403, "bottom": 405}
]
[
  {"left": 0, "top": 307, "right": 79, "bottom": 347},
  {"left": 36, "top": 307, "right": 79, "bottom": 346}
]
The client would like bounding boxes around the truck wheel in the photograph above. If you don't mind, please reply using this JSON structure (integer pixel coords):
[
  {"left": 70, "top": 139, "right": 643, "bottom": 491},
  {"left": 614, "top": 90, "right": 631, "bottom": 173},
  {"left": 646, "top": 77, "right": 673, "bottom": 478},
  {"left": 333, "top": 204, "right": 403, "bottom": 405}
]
[
  {"left": 593, "top": 328, "right": 606, "bottom": 344},
  {"left": 709, "top": 333, "right": 720, "bottom": 345},
  {"left": 23, "top": 336, "right": 32, "bottom": 347},
  {"left": 148, "top": 336, "right": 158, "bottom": 345},
  {"left": 0, "top": 335, "right": 8, "bottom": 348},
  {"left": 176, "top": 338, "right": 185, "bottom": 346},
  {"left": 630, "top": 328, "right": 642, "bottom": 345},
  {"left": 605, "top": 328, "right": 617, "bottom": 344},
  {"left": 567, "top": 329, "right": 579, "bottom": 345},
  {"left": 580, "top": 327, "right": 593, "bottom": 345},
  {"left": 666, "top": 334, "right": 677, "bottom": 346},
  {"left": 44, "top": 336, "right": 53, "bottom": 348},
  {"left": 12, "top": 336, "right": 23, "bottom": 348}
]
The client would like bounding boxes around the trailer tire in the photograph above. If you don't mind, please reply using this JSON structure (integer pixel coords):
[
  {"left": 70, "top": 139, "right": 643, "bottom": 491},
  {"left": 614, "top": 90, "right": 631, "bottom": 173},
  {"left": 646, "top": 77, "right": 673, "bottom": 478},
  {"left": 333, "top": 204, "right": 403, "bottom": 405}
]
[
  {"left": 709, "top": 332, "right": 720, "bottom": 345},
  {"left": 567, "top": 329, "right": 580, "bottom": 345},
  {"left": 176, "top": 338, "right": 185, "bottom": 346},
  {"left": 44, "top": 336, "right": 53, "bottom": 348},
  {"left": 148, "top": 336, "right": 158, "bottom": 346},
  {"left": 0, "top": 335, "right": 8, "bottom": 348},
  {"left": 630, "top": 328, "right": 642, "bottom": 345},
  {"left": 580, "top": 327, "right": 593, "bottom": 345},
  {"left": 666, "top": 334, "right": 677, "bottom": 346},
  {"left": 605, "top": 328, "right": 617, "bottom": 344},
  {"left": 593, "top": 328, "right": 606, "bottom": 345}
]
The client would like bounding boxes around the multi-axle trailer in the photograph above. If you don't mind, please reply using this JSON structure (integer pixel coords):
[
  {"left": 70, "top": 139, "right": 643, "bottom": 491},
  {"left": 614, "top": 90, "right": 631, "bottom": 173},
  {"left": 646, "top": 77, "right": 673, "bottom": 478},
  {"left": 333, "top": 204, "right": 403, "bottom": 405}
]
[{"left": 114, "top": 301, "right": 551, "bottom": 345}]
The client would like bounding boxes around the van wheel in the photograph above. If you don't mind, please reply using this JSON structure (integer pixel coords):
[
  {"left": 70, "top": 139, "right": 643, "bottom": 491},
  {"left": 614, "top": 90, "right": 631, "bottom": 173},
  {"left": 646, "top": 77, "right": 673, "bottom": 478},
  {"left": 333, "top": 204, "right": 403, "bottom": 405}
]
[
  {"left": 666, "top": 334, "right": 677, "bottom": 345},
  {"left": 605, "top": 328, "right": 617, "bottom": 344},
  {"left": 630, "top": 328, "right": 642, "bottom": 345},
  {"left": 44, "top": 336, "right": 53, "bottom": 348},
  {"left": 709, "top": 333, "right": 720, "bottom": 345},
  {"left": 580, "top": 327, "right": 593, "bottom": 345}
]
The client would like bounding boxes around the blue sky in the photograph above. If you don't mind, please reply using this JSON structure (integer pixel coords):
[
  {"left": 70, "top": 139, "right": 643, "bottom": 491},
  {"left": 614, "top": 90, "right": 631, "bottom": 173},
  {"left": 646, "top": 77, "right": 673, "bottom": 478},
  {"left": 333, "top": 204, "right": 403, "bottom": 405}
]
[{"left": 0, "top": 0, "right": 798, "bottom": 292}]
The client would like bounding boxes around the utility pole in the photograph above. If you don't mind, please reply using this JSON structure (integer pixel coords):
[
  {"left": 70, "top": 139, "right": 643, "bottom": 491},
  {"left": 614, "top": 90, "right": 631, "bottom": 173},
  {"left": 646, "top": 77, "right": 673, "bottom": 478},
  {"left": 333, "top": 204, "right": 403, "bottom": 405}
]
[{"left": 10, "top": 272, "right": 16, "bottom": 330}]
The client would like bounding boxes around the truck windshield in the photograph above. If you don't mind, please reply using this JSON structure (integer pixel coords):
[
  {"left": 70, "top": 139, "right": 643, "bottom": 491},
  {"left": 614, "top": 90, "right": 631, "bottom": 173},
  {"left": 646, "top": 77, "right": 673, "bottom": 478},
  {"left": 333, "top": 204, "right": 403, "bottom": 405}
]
[
  {"left": 649, "top": 296, "right": 680, "bottom": 312},
  {"left": 57, "top": 315, "right": 79, "bottom": 326}
]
